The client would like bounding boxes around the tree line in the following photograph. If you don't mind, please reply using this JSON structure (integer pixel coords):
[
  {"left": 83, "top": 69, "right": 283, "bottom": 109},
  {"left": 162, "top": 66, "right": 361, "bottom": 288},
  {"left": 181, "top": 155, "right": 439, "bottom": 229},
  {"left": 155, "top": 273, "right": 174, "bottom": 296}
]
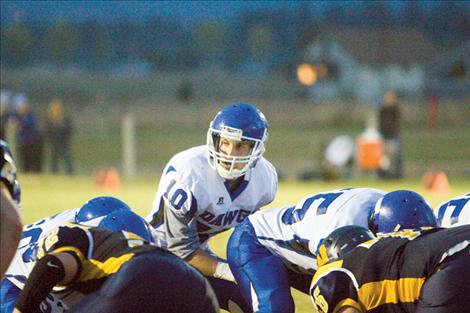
[{"left": 1, "top": 1, "right": 468, "bottom": 74}]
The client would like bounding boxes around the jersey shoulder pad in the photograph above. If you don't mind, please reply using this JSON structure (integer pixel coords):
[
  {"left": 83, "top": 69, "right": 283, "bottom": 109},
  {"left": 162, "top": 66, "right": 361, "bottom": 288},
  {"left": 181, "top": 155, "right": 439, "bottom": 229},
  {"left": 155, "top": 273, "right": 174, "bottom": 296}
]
[
  {"left": 38, "top": 223, "right": 91, "bottom": 261},
  {"left": 252, "top": 157, "right": 278, "bottom": 203},
  {"left": 167, "top": 147, "right": 209, "bottom": 181},
  {"left": 255, "top": 157, "right": 277, "bottom": 180},
  {"left": 162, "top": 147, "right": 208, "bottom": 184}
]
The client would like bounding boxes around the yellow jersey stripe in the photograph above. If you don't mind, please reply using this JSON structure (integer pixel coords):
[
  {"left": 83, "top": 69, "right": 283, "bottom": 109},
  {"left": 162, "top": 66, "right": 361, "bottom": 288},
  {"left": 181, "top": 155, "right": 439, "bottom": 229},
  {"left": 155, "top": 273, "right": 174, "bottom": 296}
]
[
  {"left": 50, "top": 246, "right": 86, "bottom": 262},
  {"left": 80, "top": 253, "right": 136, "bottom": 281},
  {"left": 359, "top": 277, "right": 425, "bottom": 310},
  {"left": 333, "top": 298, "right": 364, "bottom": 313}
]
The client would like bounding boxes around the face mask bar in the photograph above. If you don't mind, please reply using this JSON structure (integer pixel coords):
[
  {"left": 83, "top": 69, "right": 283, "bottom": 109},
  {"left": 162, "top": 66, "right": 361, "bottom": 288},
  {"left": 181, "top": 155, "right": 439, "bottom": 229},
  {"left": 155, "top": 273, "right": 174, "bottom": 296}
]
[{"left": 207, "top": 128, "right": 266, "bottom": 180}]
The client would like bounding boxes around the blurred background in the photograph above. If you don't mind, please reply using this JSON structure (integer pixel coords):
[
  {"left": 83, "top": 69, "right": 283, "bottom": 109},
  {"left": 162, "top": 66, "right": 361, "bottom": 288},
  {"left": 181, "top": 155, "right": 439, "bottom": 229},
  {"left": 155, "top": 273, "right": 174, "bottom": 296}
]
[{"left": 1, "top": 0, "right": 469, "bottom": 182}]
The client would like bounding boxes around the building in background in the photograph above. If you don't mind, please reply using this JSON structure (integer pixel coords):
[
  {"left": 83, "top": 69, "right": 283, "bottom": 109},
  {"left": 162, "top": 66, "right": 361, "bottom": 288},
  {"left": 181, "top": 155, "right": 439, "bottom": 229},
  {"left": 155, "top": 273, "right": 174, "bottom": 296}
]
[{"left": 304, "top": 27, "right": 440, "bottom": 103}]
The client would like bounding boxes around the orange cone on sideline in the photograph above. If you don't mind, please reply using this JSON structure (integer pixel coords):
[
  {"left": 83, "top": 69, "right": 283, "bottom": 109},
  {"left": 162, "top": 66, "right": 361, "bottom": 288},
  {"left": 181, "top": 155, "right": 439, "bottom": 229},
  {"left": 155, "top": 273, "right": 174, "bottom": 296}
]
[
  {"left": 423, "top": 170, "right": 450, "bottom": 195},
  {"left": 103, "top": 167, "right": 120, "bottom": 191},
  {"left": 430, "top": 171, "right": 450, "bottom": 195},
  {"left": 95, "top": 167, "right": 120, "bottom": 192}
]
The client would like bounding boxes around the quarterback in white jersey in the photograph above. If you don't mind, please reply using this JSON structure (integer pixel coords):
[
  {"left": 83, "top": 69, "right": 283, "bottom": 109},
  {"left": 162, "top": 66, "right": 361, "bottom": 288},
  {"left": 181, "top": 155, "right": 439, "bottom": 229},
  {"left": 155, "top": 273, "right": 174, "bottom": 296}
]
[
  {"left": 146, "top": 103, "right": 277, "bottom": 313},
  {"left": 0, "top": 197, "right": 132, "bottom": 313},
  {"left": 436, "top": 192, "right": 470, "bottom": 227},
  {"left": 227, "top": 188, "right": 384, "bottom": 313}
]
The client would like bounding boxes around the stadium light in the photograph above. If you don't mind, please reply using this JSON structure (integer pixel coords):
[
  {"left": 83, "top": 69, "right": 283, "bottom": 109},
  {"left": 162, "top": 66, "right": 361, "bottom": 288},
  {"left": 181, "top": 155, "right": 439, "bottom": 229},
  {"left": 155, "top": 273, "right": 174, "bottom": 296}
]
[{"left": 297, "top": 63, "right": 317, "bottom": 86}]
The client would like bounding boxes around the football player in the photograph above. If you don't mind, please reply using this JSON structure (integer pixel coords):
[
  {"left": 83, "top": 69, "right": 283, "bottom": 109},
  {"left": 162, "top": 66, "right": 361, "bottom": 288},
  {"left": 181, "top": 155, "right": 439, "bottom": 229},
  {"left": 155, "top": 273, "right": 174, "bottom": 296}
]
[
  {"left": 368, "top": 189, "right": 437, "bottom": 233},
  {"left": 435, "top": 192, "right": 470, "bottom": 227},
  {"left": 13, "top": 210, "right": 219, "bottom": 313},
  {"left": 146, "top": 102, "right": 278, "bottom": 312},
  {"left": 227, "top": 189, "right": 437, "bottom": 313},
  {"left": 1, "top": 140, "right": 23, "bottom": 279},
  {"left": 1, "top": 196, "right": 132, "bottom": 313},
  {"left": 310, "top": 224, "right": 470, "bottom": 313}
]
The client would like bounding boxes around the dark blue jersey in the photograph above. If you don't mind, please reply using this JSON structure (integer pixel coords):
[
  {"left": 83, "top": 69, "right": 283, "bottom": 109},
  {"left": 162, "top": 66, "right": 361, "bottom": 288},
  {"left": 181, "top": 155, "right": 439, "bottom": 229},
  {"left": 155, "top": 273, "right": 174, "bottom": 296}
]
[
  {"left": 38, "top": 223, "right": 163, "bottom": 295},
  {"left": 310, "top": 226, "right": 470, "bottom": 313}
]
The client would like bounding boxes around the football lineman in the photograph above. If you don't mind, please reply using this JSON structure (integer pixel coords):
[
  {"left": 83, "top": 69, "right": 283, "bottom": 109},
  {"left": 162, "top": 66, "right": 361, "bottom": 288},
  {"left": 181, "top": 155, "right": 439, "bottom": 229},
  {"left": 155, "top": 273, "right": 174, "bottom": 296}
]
[
  {"left": 13, "top": 210, "right": 219, "bottom": 313},
  {"left": 435, "top": 192, "right": 470, "bottom": 227},
  {"left": 310, "top": 225, "right": 470, "bottom": 313},
  {"left": 1, "top": 196, "right": 132, "bottom": 313},
  {"left": 146, "top": 102, "right": 278, "bottom": 312},
  {"left": 226, "top": 189, "right": 437, "bottom": 313},
  {"left": 0, "top": 140, "right": 23, "bottom": 279}
]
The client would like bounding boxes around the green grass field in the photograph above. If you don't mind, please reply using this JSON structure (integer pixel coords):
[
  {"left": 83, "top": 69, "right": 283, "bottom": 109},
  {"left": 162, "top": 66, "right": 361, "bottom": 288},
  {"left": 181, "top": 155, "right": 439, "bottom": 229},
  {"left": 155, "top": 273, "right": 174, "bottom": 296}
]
[{"left": 19, "top": 174, "right": 470, "bottom": 312}]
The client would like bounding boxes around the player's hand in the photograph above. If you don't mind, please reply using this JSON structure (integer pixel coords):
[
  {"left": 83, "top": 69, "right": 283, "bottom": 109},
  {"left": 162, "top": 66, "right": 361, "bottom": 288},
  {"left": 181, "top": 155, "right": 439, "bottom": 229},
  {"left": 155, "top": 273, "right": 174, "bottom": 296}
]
[
  {"left": 214, "top": 261, "right": 235, "bottom": 282},
  {"left": 13, "top": 308, "right": 22, "bottom": 313}
]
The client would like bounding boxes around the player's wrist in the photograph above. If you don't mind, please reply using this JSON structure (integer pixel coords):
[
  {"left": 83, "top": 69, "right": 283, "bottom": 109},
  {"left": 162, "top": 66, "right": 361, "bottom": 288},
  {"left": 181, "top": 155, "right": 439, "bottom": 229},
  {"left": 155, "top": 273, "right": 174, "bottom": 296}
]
[{"left": 214, "top": 261, "right": 235, "bottom": 282}]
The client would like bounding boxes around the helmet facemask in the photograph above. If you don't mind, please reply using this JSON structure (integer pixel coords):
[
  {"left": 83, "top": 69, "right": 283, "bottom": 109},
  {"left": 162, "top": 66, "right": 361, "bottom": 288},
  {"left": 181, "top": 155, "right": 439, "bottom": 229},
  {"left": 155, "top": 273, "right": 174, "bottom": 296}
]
[{"left": 207, "top": 125, "right": 266, "bottom": 180}]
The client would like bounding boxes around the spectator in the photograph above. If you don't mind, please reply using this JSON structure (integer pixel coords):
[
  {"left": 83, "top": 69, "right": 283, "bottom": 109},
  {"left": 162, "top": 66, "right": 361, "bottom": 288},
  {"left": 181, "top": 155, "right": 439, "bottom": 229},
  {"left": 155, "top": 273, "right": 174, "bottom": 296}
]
[
  {"left": 1, "top": 90, "right": 13, "bottom": 140},
  {"left": 14, "top": 93, "right": 43, "bottom": 173},
  {"left": 45, "top": 98, "right": 74, "bottom": 175},
  {"left": 177, "top": 78, "right": 193, "bottom": 103},
  {"left": 378, "top": 90, "right": 402, "bottom": 178}
]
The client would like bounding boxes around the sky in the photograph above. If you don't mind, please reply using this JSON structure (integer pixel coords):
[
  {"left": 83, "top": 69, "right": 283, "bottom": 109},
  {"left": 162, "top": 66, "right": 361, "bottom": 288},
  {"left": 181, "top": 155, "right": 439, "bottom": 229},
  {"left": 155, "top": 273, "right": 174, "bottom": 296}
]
[{"left": 0, "top": 1, "right": 447, "bottom": 26}]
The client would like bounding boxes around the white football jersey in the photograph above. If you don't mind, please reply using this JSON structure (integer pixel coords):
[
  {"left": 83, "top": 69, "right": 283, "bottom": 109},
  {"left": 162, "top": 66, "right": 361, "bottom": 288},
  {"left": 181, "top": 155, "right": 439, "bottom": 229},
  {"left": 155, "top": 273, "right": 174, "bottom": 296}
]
[
  {"left": 146, "top": 145, "right": 278, "bottom": 258},
  {"left": 5, "top": 209, "right": 79, "bottom": 289},
  {"left": 436, "top": 192, "right": 470, "bottom": 227},
  {"left": 4, "top": 209, "right": 80, "bottom": 313},
  {"left": 248, "top": 188, "right": 385, "bottom": 274}
]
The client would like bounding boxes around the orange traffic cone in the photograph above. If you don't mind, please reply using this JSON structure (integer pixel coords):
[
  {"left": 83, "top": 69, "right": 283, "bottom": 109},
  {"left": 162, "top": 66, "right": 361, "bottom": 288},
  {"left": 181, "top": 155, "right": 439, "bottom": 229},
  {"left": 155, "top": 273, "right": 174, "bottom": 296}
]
[
  {"left": 429, "top": 171, "right": 450, "bottom": 195},
  {"left": 103, "top": 167, "right": 120, "bottom": 191}
]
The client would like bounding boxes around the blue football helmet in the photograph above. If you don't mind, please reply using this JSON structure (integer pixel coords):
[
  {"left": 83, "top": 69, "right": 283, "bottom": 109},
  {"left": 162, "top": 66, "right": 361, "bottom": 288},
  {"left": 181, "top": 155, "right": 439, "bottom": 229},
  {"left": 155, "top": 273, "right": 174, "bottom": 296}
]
[
  {"left": 98, "top": 210, "right": 154, "bottom": 242},
  {"left": 369, "top": 190, "right": 437, "bottom": 234},
  {"left": 75, "top": 196, "right": 131, "bottom": 224},
  {"left": 0, "top": 140, "right": 21, "bottom": 204},
  {"left": 317, "top": 225, "right": 374, "bottom": 267},
  {"left": 207, "top": 103, "right": 269, "bottom": 180}
]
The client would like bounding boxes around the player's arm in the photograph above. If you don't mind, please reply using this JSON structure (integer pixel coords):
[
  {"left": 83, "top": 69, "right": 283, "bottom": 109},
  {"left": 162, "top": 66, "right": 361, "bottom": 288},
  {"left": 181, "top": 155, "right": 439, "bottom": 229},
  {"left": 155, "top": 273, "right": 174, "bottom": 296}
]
[
  {"left": 165, "top": 200, "right": 235, "bottom": 281},
  {"left": 14, "top": 224, "right": 91, "bottom": 312},
  {"left": 13, "top": 252, "right": 78, "bottom": 313},
  {"left": 161, "top": 180, "right": 235, "bottom": 281},
  {"left": 185, "top": 248, "right": 234, "bottom": 281},
  {"left": 0, "top": 183, "right": 23, "bottom": 279}
]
